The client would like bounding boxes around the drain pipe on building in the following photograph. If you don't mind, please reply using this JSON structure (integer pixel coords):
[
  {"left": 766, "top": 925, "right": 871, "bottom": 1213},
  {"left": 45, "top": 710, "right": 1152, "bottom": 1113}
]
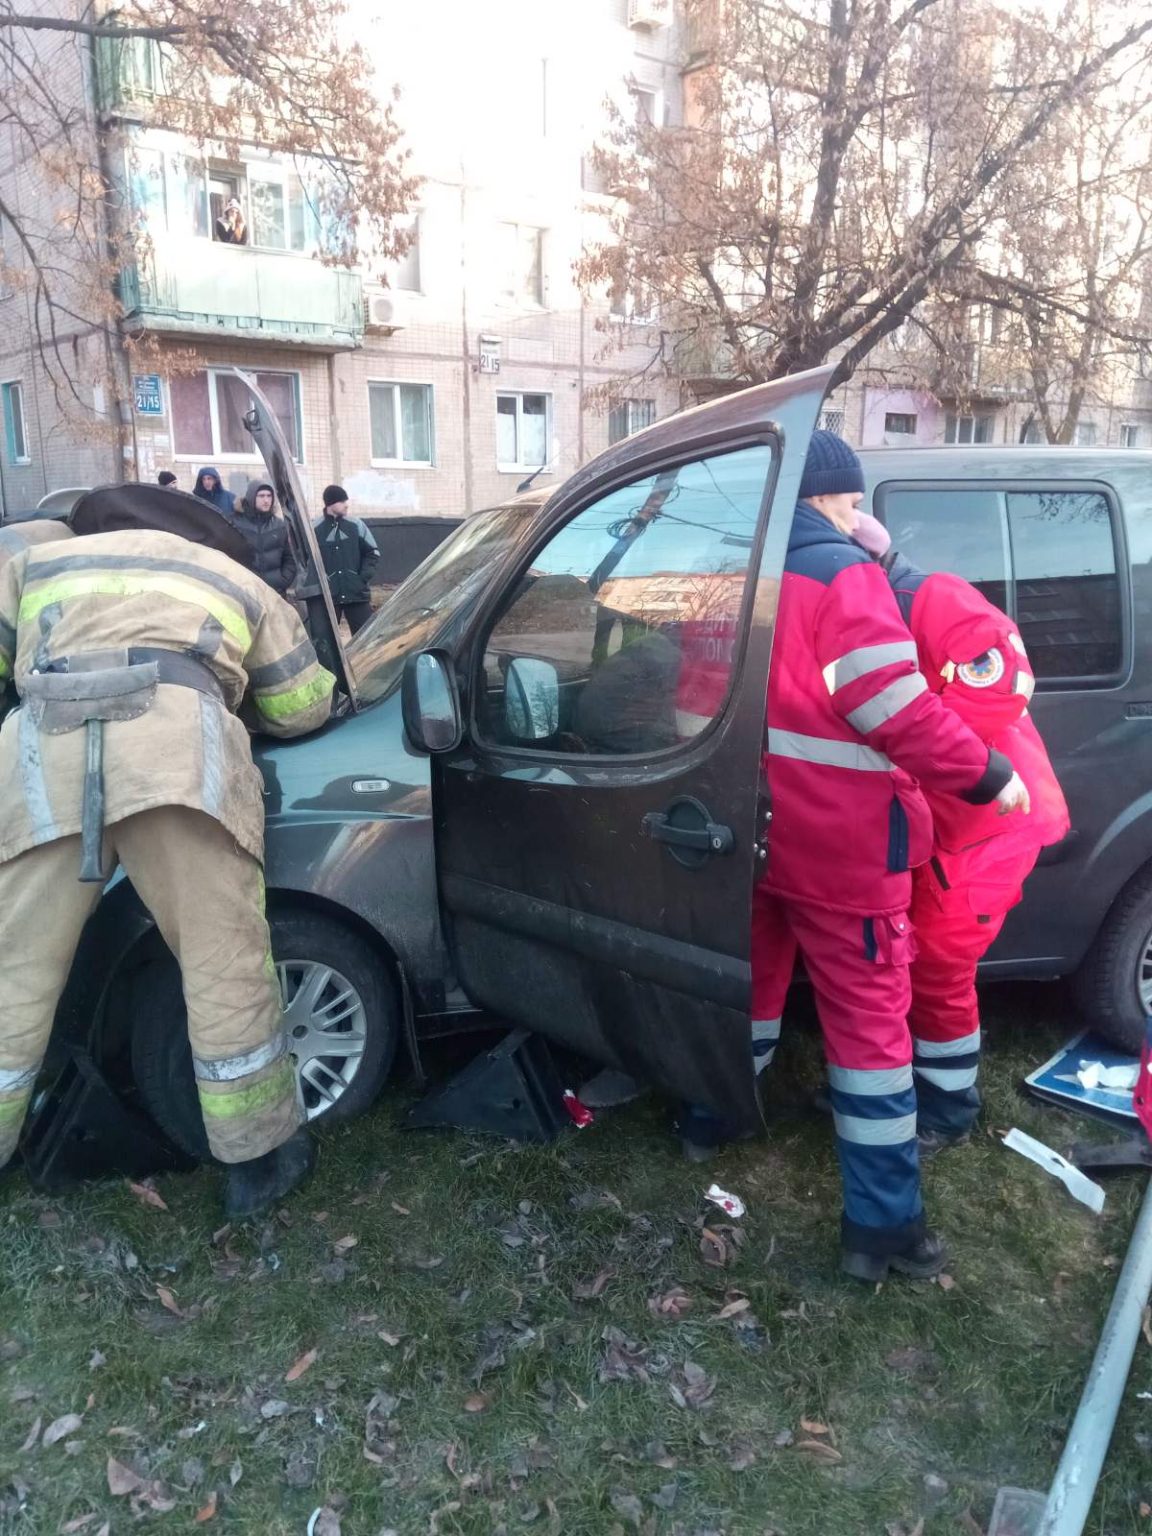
[{"left": 1029, "top": 1173, "right": 1152, "bottom": 1536}]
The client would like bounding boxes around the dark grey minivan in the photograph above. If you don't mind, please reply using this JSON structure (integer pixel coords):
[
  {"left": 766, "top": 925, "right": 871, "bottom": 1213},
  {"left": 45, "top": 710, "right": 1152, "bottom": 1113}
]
[{"left": 43, "top": 368, "right": 1152, "bottom": 1155}]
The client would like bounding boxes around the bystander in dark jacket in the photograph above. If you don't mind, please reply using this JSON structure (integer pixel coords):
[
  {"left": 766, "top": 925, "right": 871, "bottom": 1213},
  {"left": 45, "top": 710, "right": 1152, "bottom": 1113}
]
[
  {"left": 313, "top": 485, "right": 379, "bottom": 635},
  {"left": 222, "top": 480, "right": 297, "bottom": 597}
]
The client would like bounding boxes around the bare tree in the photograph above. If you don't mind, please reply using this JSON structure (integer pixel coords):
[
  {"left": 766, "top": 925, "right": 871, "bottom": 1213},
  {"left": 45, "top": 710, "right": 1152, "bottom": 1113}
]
[
  {"left": 577, "top": 0, "right": 1152, "bottom": 399},
  {"left": 0, "top": 0, "right": 419, "bottom": 427}
]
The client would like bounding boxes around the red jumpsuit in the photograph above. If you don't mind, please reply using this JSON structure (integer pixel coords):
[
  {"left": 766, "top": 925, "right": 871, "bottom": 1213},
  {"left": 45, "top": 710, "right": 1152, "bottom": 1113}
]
[
  {"left": 884, "top": 556, "right": 1070, "bottom": 1140},
  {"left": 754, "top": 504, "right": 1012, "bottom": 1258}
]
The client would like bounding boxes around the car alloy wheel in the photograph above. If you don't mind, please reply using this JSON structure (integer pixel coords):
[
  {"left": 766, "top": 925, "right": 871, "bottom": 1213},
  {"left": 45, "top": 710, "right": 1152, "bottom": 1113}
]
[{"left": 278, "top": 959, "right": 369, "bottom": 1119}]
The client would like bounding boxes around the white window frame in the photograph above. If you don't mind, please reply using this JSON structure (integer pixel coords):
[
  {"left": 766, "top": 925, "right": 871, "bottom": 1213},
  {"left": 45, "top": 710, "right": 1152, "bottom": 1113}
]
[
  {"left": 171, "top": 366, "right": 304, "bottom": 465},
  {"left": 630, "top": 83, "right": 663, "bottom": 127},
  {"left": 609, "top": 278, "right": 654, "bottom": 324},
  {"left": 496, "top": 390, "right": 553, "bottom": 473},
  {"left": 1121, "top": 423, "right": 1140, "bottom": 448},
  {"left": 2, "top": 379, "right": 30, "bottom": 465},
  {"left": 391, "top": 212, "right": 422, "bottom": 293},
  {"left": 609, "top": 398, "right": 657, "bottom": 443},
  {"left": 883, "top": 411, "right": 917, "bottom": 436},
  {"left": 1073, "top": 421, "right": 1098, "bottom": 447},
  {"left": 367, "top": 379, "right": 435, "bottom": 468},
  {"left": 498, "top": 223, "right": 546, "bottom": 309},
  {"left": 945, "top": 411, "right": 995, "bottom": 445}
]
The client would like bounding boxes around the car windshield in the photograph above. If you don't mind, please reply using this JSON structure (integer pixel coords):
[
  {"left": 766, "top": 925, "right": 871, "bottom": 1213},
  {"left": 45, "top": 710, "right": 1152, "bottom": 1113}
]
[{"left": 347, "top": 502, "right": 531, "bottom": 703}]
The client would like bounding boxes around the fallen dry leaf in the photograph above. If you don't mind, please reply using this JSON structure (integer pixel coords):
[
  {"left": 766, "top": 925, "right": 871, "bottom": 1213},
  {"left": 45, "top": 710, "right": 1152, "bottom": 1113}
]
[
  {"left": 42, "top": 1413, "right": 84, "bottom": 1448},
  {"left": 107, "top": 1455, "right": 144, "bottom": 1495},
  {"left": 194, "top": 1490, "right": 218, "bottom": 1523},
  {"left": 792, "top": 1438, "right": 843, "bottom": 1463},
  {"left": 800, "top": 1418, "right": 830, "bottom": 1436},
  {"left": 1139, "top": 1501, "right": 1151, "bottom": 1518},
  {"left": 649, "top": 1287, "right": 693, "bottom": 1318},
  {"left": 573, "top": 1267, "right": 616, "bottom": 1301},
  {"left": 332, "top": 1235, "right": 359, "bottom": 1254},
  {"left": 699, "top": 1227, "right": 730, "bottom": 1268},
  {"left": 462, "top": 1393, "right": 490, "bottom": 1413},
  {"left": 126, "top": 1180, "right": 168, "bottom": 1212},
  {"left": 937, "top": 1273, "right": 957, "bottom": 1293},
  {"left": 377, "top": 1330, "right": 402, "bottom": 1347},
  {"left": 88, "top": 1350, "right": 106, "bottom": 1373},
  {"left": 390, "top": 1202, "right": 411, "bottom": 1216},
  {"left": 717, "top": 1296, "right": 751, "bottom": 1321},
  {"left": 286, "top": 1348, "right": 318, "bottom": 1383},
  {"left": 60, "top": 1515, "right": 102, "bottom": 1533},
  {"left": 19, "top": 1416, "right": 42, "bottom": 1453},
  {"left": 37, "top": 1209, "right": 62, "bottom": 1229},
  {"left": 154, "top": 1286, "right": 184, "bottom": 1318}
]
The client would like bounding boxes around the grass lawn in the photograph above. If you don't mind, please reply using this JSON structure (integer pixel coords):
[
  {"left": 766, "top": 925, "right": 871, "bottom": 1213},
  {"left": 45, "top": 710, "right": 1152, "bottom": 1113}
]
[{"left": 2, "top": 983, "right": 1151, "bottom": 1536}]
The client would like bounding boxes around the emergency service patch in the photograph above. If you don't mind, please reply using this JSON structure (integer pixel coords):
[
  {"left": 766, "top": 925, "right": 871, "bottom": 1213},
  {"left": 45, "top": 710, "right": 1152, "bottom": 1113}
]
[{"left": 956, "top": 648, "right": 1005, "bottom": 688}]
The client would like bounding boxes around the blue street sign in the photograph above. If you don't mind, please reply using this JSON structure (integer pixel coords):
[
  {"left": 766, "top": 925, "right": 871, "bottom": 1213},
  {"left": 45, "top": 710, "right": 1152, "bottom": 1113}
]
[{"left": 133, "top": 375, "right": 164, "bottom": 416}]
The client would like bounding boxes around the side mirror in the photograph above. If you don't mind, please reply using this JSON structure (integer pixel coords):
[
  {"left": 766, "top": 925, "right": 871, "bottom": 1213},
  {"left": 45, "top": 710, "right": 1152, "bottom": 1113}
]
[
  {"left": 504, "top": 657, "right": 560, "bottom": 742},
  {"left": 402, "top": 651, "right": 462, "bottom": 753}
]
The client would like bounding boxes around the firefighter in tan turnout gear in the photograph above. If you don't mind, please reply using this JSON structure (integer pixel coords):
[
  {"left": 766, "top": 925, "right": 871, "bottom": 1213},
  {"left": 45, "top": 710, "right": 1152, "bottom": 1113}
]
[{"left": 0, "top": 485, "right": 335, "bottom": 1216}]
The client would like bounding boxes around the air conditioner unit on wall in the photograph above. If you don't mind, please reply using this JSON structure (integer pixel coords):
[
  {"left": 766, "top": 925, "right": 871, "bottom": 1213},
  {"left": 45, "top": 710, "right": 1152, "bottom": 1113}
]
[
  {"left": 628, "top": 0, "right": 672, "bottom": 28},
  {"left": 364, "top": 292, "right": 407, "bottom": 333}
]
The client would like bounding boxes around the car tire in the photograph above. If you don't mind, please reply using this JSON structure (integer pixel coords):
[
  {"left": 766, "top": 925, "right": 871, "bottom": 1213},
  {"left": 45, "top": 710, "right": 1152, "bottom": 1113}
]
[
  {"left": 1074, "top": 864, "right": 1152, "bottom": 1056},
  {"left": 130, "top": 910, "right": 401, "bottom": 1161}
]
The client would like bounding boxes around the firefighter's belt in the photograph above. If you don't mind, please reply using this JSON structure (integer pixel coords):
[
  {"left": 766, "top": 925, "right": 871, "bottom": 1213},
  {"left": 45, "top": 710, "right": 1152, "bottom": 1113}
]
[{"left": 21, "top": 649, "right": 224, "bottom": 882}]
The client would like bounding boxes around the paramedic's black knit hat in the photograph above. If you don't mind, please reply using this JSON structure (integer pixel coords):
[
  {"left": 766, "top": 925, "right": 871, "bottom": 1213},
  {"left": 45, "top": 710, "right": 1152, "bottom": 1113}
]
[{"left": 798, "top": 430, "right": 865, "bottom": 500}]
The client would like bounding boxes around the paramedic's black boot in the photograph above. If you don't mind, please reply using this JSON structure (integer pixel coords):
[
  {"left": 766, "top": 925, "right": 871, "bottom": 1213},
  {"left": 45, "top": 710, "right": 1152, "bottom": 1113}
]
[
  {"left": 841, "top": 1228, "right": 949, "bottom": 1283},
  {"left": 916, "top": 1127, "right": 971, "bottom": 1161},
  {"left": 224, "top": 1130, "right": 315, "bottom": 1219}
]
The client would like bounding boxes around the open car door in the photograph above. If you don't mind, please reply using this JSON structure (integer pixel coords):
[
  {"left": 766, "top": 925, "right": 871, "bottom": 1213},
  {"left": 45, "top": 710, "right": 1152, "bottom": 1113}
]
[
  {"left": 406, "top": 368, "right": 831, "bottom": 1130},
  {"left": 234, "top": 369, "right": 355, "bottom": 700}
]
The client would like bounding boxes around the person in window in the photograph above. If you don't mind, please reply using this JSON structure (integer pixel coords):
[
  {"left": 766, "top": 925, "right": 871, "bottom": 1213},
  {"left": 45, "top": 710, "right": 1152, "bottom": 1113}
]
[
  {"left": 222, "top": 480, "right": 297, "bottom": 598},
  {"left": 313, "top": 486, "right": 380, "bottom": 635},
  {"left": 849, "top": 510, "right": 1070, "bottom": 1155},
  {"left": 193, "top": 466, "right": 236, "bottom": 516},
  {"left": 215, "top": 198, "right": 248, "bottom": 246},
  {"left": 735, "top": 431, "right": 1028, "bottom": 1283}
]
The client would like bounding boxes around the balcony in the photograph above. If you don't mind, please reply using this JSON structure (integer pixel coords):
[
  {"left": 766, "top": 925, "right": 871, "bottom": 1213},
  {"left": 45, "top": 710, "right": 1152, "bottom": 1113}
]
[{"left": 119, "top": 239, "right": 364, "bottom": 351}]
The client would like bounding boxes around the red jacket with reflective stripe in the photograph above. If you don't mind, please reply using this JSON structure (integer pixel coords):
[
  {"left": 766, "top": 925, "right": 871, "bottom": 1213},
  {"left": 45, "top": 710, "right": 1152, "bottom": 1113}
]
[
  {"left": 885, "top": 560, "right": 1070, "bottom": 854},
  {"left": 764, "top": 504, "right": 1010, "bottom": 916}
]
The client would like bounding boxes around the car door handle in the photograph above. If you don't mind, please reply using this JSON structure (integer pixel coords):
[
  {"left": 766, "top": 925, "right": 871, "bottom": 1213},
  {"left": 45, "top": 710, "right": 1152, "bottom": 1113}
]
[{"left": 641, "top": 810, "right": 734, "bottom": 856}]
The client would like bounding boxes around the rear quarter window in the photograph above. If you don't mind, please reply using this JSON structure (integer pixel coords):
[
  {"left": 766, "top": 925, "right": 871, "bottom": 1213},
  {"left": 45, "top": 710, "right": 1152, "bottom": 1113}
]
[{"left": 875, "top": 482, "right": 1124, "bottom": 686}]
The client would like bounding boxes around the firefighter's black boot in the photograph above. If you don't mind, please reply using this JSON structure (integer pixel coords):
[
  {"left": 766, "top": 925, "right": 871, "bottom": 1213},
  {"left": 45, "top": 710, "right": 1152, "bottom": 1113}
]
[
  {"left": 224, "top": 1129, "right": 315, "bottom": 1219},
  {"left": 841, "top": 1228, "right": 949, "bottom": 1283}
]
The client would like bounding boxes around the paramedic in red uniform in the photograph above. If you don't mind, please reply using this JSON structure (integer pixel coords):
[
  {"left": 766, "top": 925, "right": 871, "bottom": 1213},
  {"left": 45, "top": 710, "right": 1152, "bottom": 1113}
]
[
  {"left": 851, "top": 510, "right": 1070, "bottom": 1155},
  {"left": 751, "top": 431, "right": 1029, "bottom": 1282}
]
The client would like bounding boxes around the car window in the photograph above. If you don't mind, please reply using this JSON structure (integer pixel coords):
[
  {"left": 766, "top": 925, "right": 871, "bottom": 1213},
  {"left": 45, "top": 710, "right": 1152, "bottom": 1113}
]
[
  {"left": 1007, "top": 490, "right": 1121, "bottom": 680},
  {"left": 875, "top": 482, "right": 1123, "bottom": 685},
  {"left": 348, "top": 503, "right": 529, "bottom": 704},
  {"left": 879, "top": 488, "right": 1009, "bottom": 613},
  {"left": 474, "top": 444, "right": 774, "bottom": 756}
]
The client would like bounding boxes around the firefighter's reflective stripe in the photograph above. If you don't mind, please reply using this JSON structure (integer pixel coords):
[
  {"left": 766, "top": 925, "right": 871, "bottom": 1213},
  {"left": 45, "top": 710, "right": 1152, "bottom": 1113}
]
[
  {"left": 833, "top": 1110, "right": 918, "bottom": 1145},
  {"left": 19, "top": 575, "right": 253, "bottom": 647},
  {"left": 844, "top": 673, "right": 927, "bottom": 734},
  {"left": 766, "top": 728, "right": 893, "bottom": 772},
  {"left": 196, "top": 1056, "right": 297, "bottom": 1121},
  {"left": 253, "top": 667, "right": 336, "bottom": 723},
  {"left": 822, "top": 640, "right": 918, "bottom": 693},
  {"left": 18, "top": 706, "right": 57, "bottom": 841},
  {"left": 194, "top": 1033, "right": 288, "bottom": 1083},
  {"left": 248, "top": 638, "right": 317, "bottom": 690},
  {"left": 913, "top": 1028, "right": 980, "bottom": 1058},
  {"left": 912, "top": 1028, "right": 981, "bottom": 1092},
  {"left": 828, "top": 1063, "right": 913, "bottom": 1097}
]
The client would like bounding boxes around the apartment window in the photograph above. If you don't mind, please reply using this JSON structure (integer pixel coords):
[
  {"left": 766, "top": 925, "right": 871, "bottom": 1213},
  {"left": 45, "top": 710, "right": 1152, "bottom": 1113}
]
[
  {"left": 820, "top": 408, "right": 845, "bottom": 435},
  {"left": 368, "top": 382, "right": 434, "bottom": 466},
  {"left": 631, "top": 85, "right": 662, "bottom": 126},
  {"left": 128, "top": 145, "right": 167, "bottom": 228},
  {"left": 609, "top": 278, "right": 652, "bottom": 322},
  {"left": 876, "top": 484, "right": 1122, "bottom": 683},
  {"left": 170, "top": 368, "right": 302, "bottom": 461},
  {"left": 1021, "top": 420, "right": 1044, "bottom": 444},
  {"left": 884, "top": 412, "right": 917, "bottom": 436},
  {"left": 392, "top": 213, "right": 421, "bottom": 292},
  {"left": 609, "top": 399, "right": 657, "bottom": 443},
  {"left": 1074, "top": 421, "right": 1097, "bottom": 447},
  {"left": 499, "top": 224, "right": 545, "bottom": 307},
  {"left": 497, "top": 392, "right": 551, "bottom": 471},
  {"left": 944, "top": 412, "right": 994, "bottom": 444},
  {"left": 2, "top": 382, "right": 29, "bottom": 464},
  {"left": 1122, "top": 424, "right": 1140, "bottom": 448}
]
